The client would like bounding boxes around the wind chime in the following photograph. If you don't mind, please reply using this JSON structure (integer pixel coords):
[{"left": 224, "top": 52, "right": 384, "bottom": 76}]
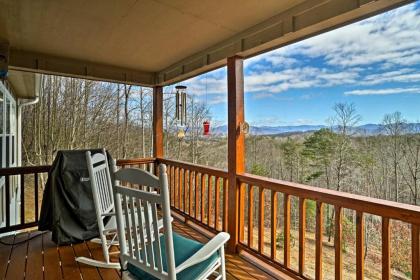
[
  {"left": 203, "top": 74, "right": 211, "bottom": 136},
  {"left": 175, "top": 85, "right": 187, "bottom": 140}
]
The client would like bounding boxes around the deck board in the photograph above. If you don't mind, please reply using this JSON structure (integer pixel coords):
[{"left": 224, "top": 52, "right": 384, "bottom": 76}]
[
  {"left": 72, "top": 242, "right": 102, "bottom": 280},
  {"left": 26, "top": 232, "right": 43, "bottom": 280},
  {"left": 58, "top": 244, "right": 80, "bottom": 279},
  {"left": 6, "top": 233, "right": 29, "bottom": 279},
  {"left": 0, "top": 217, "right": 282, "bottom": 280},
  {"left": 42, "top": 232, "right": 62, "bottom": 280},
  {"left": 85, "top": 241, "right": 121, "bottom": 280},
  {"left": 0, "top": 234, "right": 15, "bottom": 278}
]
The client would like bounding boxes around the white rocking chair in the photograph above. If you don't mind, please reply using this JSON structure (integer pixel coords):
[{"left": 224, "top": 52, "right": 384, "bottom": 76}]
[
  {"left": 75, "top": 149, "right": 121, "bottom": 269},
  {"left": 114, "top": 164, "right": 230, "bottom": 280}
]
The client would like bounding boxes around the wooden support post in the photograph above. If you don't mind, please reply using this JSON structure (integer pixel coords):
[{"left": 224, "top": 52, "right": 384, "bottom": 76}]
[
  {"left": 153, "top": 86, "right": 163, "bottom": 159},
  {"left": 227, "top": 55, "right": 245, "bottom": 253}
]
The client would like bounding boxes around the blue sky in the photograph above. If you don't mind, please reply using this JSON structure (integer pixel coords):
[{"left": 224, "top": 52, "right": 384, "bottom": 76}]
[{"left": 168, "top": 2, "right": 420, "bottom": 126}]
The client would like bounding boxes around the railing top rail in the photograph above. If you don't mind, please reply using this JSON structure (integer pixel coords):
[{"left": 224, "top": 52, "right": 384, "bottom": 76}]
[
  {"left": 0, "top": 165, "right": 51, "bottom": 176},
  {"left": 116, "top": 157, "right": 156, "bottom": 166},
  {"left": 157, "top": 158, "right": 228, "bottom": 178},
  {"left": 238, "top": 172, "right": 420, "bottom": 225}
]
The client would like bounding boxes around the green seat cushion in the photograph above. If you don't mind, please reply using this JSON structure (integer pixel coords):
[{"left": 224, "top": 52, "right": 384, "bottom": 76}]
[{"left": 127, "top": 232, "right": 219, "bottom": 280}]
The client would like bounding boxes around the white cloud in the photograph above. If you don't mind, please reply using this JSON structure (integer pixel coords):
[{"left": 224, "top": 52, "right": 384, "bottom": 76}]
[
  {"left": 284, "top": 3, "right": 420, "bottom": 68},
  {"left": 244, "top": 67, "right": 359, "bottom": 93},
  {"left": 345, "top": 87, "right": 420, "bottom": 95}
]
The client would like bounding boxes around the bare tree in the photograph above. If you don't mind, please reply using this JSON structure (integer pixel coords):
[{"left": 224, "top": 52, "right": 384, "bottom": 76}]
[{"left": 383, "top": 111, "right": 406, "bottom": 202}]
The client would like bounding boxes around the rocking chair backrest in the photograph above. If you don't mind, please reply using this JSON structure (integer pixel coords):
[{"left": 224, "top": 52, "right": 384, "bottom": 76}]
[
  {"left": 86, "top": 149, "right": 114, "bottom": 223},
  {"left": 114, "top": 164, "right": 176, "bottom": 280}
]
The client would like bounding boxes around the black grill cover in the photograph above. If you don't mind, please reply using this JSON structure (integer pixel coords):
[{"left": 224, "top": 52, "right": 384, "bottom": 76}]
[{"left": 38, "top": 149, "right": 113, "bottom": 245}]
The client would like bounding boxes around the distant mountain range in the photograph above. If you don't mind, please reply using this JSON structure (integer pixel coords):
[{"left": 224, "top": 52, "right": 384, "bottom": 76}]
[{"left": 212, "top": 123, "right": 420, "bottom": 136}]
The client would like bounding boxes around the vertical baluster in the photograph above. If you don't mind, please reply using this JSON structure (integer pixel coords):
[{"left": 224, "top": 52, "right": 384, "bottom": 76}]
[
  {"left": 335, "top": 206, "right": 343, "bottom": 280},
  {"left": 189, "top": 171, "right": 194, "bottom": 216},
  {"left": 195, "top": 172, "right": 199, "bottom": 219},
  {"left": 315, "top": 201, "right": 323, "bottom": 280},
  {"left": 183, "top": 169, "right": 187, "bottom": 213},
  {"left": 5, "top": 176, "right": 10, "bottom": 228},
  {"left": 248, "top": 185, "right": 254, "bottom": 248},
  {"left": 170, "top": 166, "right": 174, "bottom": 206},
  {"left": 178, "top": 168, "right": 183, "bottom": 210},
  {"left": 223, "top": 178, "right": 228, "bottom": 232},
  {"left": 284, "top": 193, "right": 291, "bottom": 267},
  {"left": 239, "top": 182, "right": 245, "bottom": 243},
  {"left": 381, "top": 217, "right": 390, "bottom": 280},
  {"left": 214, "top": 177, "right": 220, "bottom": 230},
  {"left": 356, "top": 211, "right": 364, "bottom": 280},
  {"left": 299, "top": 198, "right": 306, "bottom": 275},
  {"left": 201, "top": 173, "right": 205, "bottom": 222},
  {"left": 412, "top": 224, "right": 419, "bottom": 280},
  {"left": 35, "top": 173, "right": 39, "bottom": 222},
  {"left": 20, "top": 174, "right": 25, "bottom": 224},
  {"left": 207, "top": 175, "right": 213, "bottom": 226},
  {"left": 271, "top": 191, "right": 277, "bottom": 260},
  {"left": 258, "top": 187, "right": 265, "bottom": 253},
  {"left": 175, "top": 166, "right": 178, "bottom": 207}
]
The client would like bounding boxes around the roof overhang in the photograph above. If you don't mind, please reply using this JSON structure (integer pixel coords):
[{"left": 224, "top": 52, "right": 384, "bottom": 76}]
[
  {"left": 7, "top": 70, "right": 41, "bottom": 99},
  {"left": 0, "top": 0, "right": 413, "bottom": 92}
]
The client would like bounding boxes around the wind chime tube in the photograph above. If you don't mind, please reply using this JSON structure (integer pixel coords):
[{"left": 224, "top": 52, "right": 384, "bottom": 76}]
[
  {"left": 180, "top": 93, "right": 184, "bottom": 125},
  {"left": 182, "top": 92, "right": 187, "bottom": 125},
  {"left": 176, "top": 91, "right": 180, "bottom": 120}
]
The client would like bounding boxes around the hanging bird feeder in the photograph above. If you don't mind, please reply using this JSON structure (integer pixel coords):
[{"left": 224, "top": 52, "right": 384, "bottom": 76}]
[
  {"left": 203, "top": 120, "right": 210, "bottom": 136},
  {"left": 175, "top": 85, "right": 187, "bottom": 126}
]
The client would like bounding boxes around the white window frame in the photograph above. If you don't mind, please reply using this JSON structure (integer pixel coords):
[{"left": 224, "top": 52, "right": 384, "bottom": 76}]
[{"left": 0, "top": 80, "right": 18, "bottom": 228}]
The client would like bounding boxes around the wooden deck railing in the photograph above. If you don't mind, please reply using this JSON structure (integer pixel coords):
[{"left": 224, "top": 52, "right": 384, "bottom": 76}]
[
  {"left": 156, "top": 158, "right": 229, "bottom": 234},
  {"left": 0, "top": 165, "right": 51, "bottom": 234},
  {"left": 1, "top": 158, "right": 420, "bottom": 280},
  {"left": 236, "top": 172, "right": 420, "bottom": 280}
]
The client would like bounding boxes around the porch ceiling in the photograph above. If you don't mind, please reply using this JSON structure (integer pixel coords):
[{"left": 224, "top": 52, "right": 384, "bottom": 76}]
[{"left": 0, "top": 0, "right": 412, "bottom": 92}]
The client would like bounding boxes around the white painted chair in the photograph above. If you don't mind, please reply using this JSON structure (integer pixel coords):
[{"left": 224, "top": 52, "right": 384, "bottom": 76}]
[
  {"left": 75, "top": 149, "right": 121, "bottom": 269},
  {"left": 114, "top": 164, "right": 230, "bottom": 280}
]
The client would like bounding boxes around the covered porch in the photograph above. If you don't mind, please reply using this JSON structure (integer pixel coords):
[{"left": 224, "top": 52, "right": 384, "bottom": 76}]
[{"left": 1, "top": 0, "right": 420, "bottom": 279}]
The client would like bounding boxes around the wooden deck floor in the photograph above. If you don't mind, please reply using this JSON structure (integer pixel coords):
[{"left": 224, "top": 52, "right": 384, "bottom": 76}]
[{"left": 0, "top": 218, "right": 281, "bottom": 280}]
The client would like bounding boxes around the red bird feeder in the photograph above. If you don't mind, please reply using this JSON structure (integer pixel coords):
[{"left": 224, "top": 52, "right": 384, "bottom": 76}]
[{"left": 203, "top": 121, "right": 210, "bottom": 136}]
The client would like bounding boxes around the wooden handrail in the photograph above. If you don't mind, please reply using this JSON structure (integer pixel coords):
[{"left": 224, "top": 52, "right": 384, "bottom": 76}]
[
  {"left": 116, "top": 157, "right": 156, "bottom": 166},
  {"left": 0, "top": 165, "right": 51, "bottom": 176},
  {"left": 157, "top": 158, "right": 228, "bottom": 178},
  {"left": 237, "top": 172, "right": 420, "bottom": 225}
]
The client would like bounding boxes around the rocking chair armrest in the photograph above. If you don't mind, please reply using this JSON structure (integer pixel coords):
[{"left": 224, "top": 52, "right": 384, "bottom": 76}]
[
  {"left": 175, "top": 232, "right": 230, "bottom": 274},
  {"left": 101, "top": 212, "right": 116, "bottom": 217}
]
